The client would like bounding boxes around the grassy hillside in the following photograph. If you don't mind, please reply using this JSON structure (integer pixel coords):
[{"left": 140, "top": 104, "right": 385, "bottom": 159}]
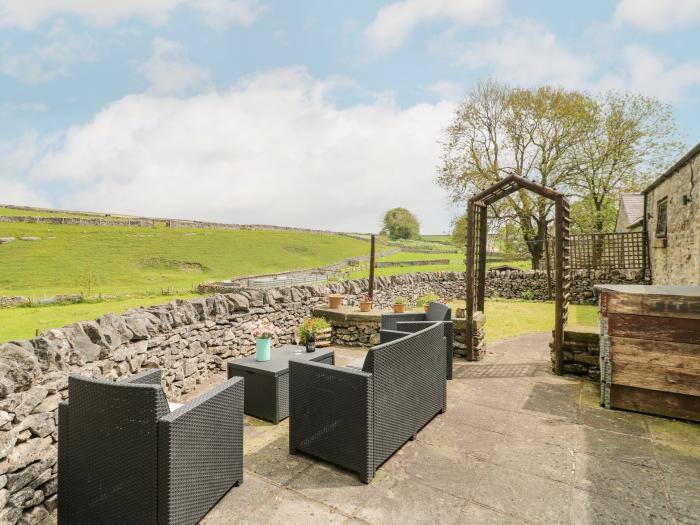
[
  {"left": 348, "top": 251, "right": 530, "bottom": 278},
  {"left": 0, "top": 295, "right": 200, "bottom": 342},
  {"left": 0, "top": 222, "right": 369, "bottom": 298}
]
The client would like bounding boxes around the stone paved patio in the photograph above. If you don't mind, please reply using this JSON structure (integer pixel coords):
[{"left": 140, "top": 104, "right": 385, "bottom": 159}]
[{"left": 198, "top": 332, "right": 700, "bottom": 524}]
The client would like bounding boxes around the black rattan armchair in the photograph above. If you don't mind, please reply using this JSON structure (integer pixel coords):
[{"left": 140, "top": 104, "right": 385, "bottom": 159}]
[
  {"left": 289, "top": 322, "right": 446, "bottom": 483},
  {"left": 58, "top": 369, "right": 244, "bottom": 525},
  {"left": 381, "top": 302, "right": 453, "bottom": 379}
]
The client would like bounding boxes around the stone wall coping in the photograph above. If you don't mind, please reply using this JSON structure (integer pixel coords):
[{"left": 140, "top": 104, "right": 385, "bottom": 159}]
[{"left": 313, "top": 306, "right": 384, "bottom": 322}]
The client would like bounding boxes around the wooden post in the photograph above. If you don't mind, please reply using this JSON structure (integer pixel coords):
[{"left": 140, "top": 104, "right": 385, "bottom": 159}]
[
  {"left": 544, "top": 235, "right": 553, "bottom": 301},
  {"left": 368, "top": 234, "right": 376, "bottom": 300},
  {"left": 553, "top": 198, "right": 564, "bottom": 375},
  {"left": 476, "top": 205, "right": 487, "bottom": 312},
  {"left": 465, "top": 203, "right": 476, "bottom": 360}
]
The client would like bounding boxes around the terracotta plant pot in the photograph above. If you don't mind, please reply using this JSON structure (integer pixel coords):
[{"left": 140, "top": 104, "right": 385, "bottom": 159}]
[
  {"left": 393, "top": 303, "right": 406, "bottom": 313},
  {"left": 456, "top": 307, "right": 466, "bottom": 318},
  {"left": 423, "top": 304, "right": 430, "bottom": 313},
  {"left": 359, "top": 300, "right": 372, "bottom": 312},
  {"left": 328, "top": 294, "right": 343, "bottom": 309}
]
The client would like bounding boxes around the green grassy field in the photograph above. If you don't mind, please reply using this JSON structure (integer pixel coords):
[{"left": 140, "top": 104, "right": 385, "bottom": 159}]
[
  {"left": 447, "top": 299, "right": 597, "bottom": 341},
  {"left": 421, "top": 234, "right": 454, "bottom": 243},
  {"left": 0, "top": 222, "right": 370, "bottom": 298},
  {"left": 0, "top": 295, "right": 202, "bottom": 342},
  {"left": 348, "top": 251, "right": 530, "bottom": 278}
]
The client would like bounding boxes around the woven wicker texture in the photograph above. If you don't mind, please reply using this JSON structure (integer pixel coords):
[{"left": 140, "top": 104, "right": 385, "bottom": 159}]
[
  {"left": 395, "top": 320, "right": 454, "bottom": 380},
  {"left": 158, "top": 377, "right": 244, "bottom": 525},
  {"left": 365, "top": 322, "right": 446, "bottom": 467},
  {"left": 379, "top": 329, "right": 411, "bottom": 344},
  {"left": 289, "top": 361, "right": 374, "bottom": 481},
  {"left": 58, "top": 371, "right": 244, "bottom": 525},
  {"left": 289, "top": 322, "right": 446, "bottom": 483}
]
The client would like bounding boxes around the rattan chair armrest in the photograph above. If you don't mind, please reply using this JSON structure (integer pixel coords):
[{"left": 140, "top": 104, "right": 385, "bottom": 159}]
[
  {"left": 379, "top": 329, "right": 411, "bottom": 344},
  {"left": 380, "top": 312, "right": 425, "bottom": 330},
  {"left": 288, "top": 360, "right": 375, "bottom": 482},
  {"left": 158, "top": 377, "right": 244, "bottom": 524}
]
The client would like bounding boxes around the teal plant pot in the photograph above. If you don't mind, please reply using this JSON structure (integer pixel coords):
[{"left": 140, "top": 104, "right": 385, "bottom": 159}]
[{"left": 255, "top": 337, "right": 271, "bottom": 361}]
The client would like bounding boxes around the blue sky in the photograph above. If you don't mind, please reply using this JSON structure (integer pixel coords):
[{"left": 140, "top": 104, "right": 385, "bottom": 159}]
[{"left": 1, "top": 0, "right": 700, "bottom": 233}]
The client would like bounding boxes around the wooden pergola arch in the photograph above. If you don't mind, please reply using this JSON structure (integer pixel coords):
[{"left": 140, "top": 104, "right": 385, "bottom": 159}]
[{"left": 465, "top": 175, "right": 571, "bottom": 374}]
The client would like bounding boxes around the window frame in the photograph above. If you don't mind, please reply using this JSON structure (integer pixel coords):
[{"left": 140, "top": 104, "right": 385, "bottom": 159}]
[{"left": 655, "top": 197, "right": 668, "bottom": 239}]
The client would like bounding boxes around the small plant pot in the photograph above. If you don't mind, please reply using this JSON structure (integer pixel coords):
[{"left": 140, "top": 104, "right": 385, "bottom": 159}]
[
  {"left": 255, "top": 337, "right": 271, "bottom": 361},
  {"left": 456, "top": 308, "right": 466, "bottom": 318},
  {"left": 423, "top": 304, "right": 430, "bottom": 313},
  {"left": 393, "top": 303, "right": 406, "bottom": 313},
  {"left": 328, "top": 294, "right": 343, "bottom": 309},
  {"left": 359, "top": 300, "right": 372, "bottom": 312}
]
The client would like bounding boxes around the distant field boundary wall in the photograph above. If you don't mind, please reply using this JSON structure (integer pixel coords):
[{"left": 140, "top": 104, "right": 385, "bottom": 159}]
[
  {"left": 0, "top": 207, "right": 370, "bottom": 238},
  {"left": 0, "top": 216, "right": 155, "bottom": 227}
]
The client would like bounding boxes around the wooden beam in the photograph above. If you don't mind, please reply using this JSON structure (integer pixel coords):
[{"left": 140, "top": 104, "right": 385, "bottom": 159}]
[
  {"left": 553, "top": 197, "right": 565, "bottom": 375},
  {"left": 477, "top": 204, "right": 487, "bottom": 312},
  {"left": 465, "top": 203, "right": 476, "bottom": 361}
]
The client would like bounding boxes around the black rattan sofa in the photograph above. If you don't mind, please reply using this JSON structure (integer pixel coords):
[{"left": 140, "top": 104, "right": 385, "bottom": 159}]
[
  {"left": 381, "top": 301, "right": 454, "bottom": 380},
  {"left": 288, "top": 321, "right": 447, "bottom": 483},
  {"left": 58, "top": 369, "right": 244, "bottom": 525}
]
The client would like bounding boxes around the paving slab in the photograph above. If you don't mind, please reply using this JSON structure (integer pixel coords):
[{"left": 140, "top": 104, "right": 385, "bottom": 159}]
[
  {"left": 196, "top": 333, "right": 699, "bottom": 524},
  {"left": 470, "top": 463, "right": 572, "bottom": 524}
]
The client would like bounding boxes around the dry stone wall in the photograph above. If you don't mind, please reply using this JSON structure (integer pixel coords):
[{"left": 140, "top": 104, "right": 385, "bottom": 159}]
[{"left": 0, "top": 269, "right": 641, "bottom": 521}]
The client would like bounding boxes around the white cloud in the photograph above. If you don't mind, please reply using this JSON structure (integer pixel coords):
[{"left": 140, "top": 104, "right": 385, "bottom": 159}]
[
  {"left": 190, "top": 0, "right": 263, "bottom": 29},
  {"left": 460, "top": 21, "right": 594, "bottom": 89},
  {"left": 610, "top": 46, "right": 700, "bottom": 101},
  {"left": 27, "top": 68, "right": 455, "bottom": 232},
  {"left": 0, "top": 134, "right": 50, "bottom": 207},
  {"left": 614, "top": 0, "right": 700, "bottom": 31},
  {"left": 365, "top": 0, "right": 502, "bottom": 54},
  {"left": 0, "top": 20, "right": 96, "bottom": 83},
  {"left": 138, "top": 38, "right": 210, "bottom": 95},
  {"left": 424, "top": 80, "right": 463, "bottom": 101},
  {"left": 0, "top": 0, "right": 263, "bottom": 30}
]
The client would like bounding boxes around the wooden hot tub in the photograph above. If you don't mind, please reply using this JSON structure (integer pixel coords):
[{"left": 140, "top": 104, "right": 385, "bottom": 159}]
[{"left": 597, "top": 285, "right": 700, "bottom": 422}]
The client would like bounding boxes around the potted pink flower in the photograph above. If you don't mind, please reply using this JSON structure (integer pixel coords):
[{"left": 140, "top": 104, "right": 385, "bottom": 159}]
[{"left": 252, "top": 318, "right": 280, "bottom": 361}]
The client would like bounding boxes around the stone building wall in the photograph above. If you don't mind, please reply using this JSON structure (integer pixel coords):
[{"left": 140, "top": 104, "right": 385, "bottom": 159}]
[{"left": 645, "top": 146, "right": 700, "bottom": 285}]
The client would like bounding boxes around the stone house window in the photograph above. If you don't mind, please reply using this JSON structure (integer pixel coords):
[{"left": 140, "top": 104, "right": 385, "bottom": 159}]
[{"left": 655, "top": 197, "right": 668, "bottom": 238}]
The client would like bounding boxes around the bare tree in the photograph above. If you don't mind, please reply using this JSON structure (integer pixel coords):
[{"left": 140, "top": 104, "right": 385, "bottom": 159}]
[{"left": 438, "top": 79, "right": 591, "bottom": 268}]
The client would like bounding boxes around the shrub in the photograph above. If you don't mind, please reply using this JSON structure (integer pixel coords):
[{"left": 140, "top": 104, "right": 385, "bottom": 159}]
[
  {"left": 521, "top": 288, "right": 536, "bottom": 301},
  {"left": 297, "top": 317, "right": 331, "bottom": 344},
  {"left": 393, "top": 296, "right": 406, "bottom": 305},
  {"left": 416, "top": 292, "right": 439, "bottom": 306}
]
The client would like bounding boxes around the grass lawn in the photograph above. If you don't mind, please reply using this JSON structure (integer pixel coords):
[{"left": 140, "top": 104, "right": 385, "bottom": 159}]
[
  {"left": 0, "top": 294, "right": 201, "bottom": 342},
  {"left": 445, "top": 299, "right": 598, "bottom": 341},
  {"left": 421, "top": 234, "right": 454, "bottom": 243},
  {"left": 348, "top": 251, "right": 530, "bottom": 278},
  {"left": 0, "top": 223, "right": 369, "bottom": 298}
]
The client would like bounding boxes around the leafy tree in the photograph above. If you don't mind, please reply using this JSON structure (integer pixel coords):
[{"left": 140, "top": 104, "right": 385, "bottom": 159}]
[
  {"left": 567, "top": 92, "right": 683, "bottom": 234},
  {"left": 451, "top": 213, "right": 468, "bottom": 245},
  {"left": 570, "top": 196, "right": 617, "bottom": 235},
  {"left": 381, "top": 207, "right": 420, "bottom": 240},
  {"left": 438, "top": 79, "right": 592, "bottom": 268}
]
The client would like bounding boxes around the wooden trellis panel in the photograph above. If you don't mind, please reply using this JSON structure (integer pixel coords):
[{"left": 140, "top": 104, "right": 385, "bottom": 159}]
[{"left": 546, "top": 232, "right": 646, "bottom": 270}]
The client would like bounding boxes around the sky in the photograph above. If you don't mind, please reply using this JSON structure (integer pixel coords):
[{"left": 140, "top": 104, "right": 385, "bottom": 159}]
[{"left": 1, "top": 0, "right": 700, "bottom": 234}]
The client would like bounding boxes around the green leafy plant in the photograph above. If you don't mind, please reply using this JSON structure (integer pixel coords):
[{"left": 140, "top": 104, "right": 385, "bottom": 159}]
[
  {"left": 297, "top": 317, "right": 331, "bottom": 344},
  {"left": 393, "top": 296, "right": 406, "bottom": 305},
  {"left": 521, "top": 288, "right": 536, "bottom": 301},
  {"left": 416, "top": 292, "right": 439, "bottom": 307}
]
